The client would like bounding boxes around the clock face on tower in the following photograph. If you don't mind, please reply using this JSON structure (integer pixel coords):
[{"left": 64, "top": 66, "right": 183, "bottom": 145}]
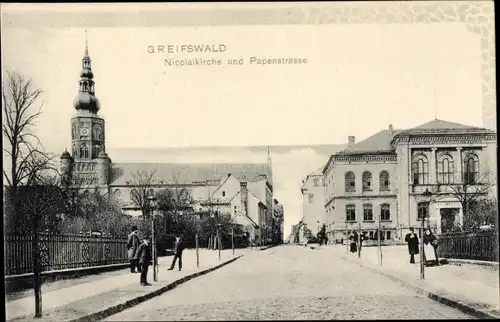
[{"left": 80, "top": 128, "right": 90, "bottom": 137}]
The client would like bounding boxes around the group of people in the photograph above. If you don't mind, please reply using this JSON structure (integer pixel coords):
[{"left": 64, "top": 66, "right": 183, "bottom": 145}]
[
  {"left": 127, "top": 226, "right": 186, "bottom": 286},
  {"left": 405, "top": 227, "right": 439, "bottom": 267},
  {"left": 347, "top": 227, "right": 440, "bottom": 267}
]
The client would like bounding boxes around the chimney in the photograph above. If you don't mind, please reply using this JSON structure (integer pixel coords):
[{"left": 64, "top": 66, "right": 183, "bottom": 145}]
[
  {"left": 389, "top": 124, "right": 394, "bottom": 135},
  {"left": 348, "top": 136, "right": 355, "bottom": 148},
  {"left": 240, "top": 181, "right": 248, "bottom": 215}
]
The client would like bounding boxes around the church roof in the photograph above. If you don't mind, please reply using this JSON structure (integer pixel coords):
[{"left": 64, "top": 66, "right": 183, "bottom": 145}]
[{"left": 110, "top": 162, "right": 270, "bottom": 186}]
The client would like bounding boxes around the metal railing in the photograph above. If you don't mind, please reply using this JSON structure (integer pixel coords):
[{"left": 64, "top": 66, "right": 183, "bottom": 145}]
[
  {"left": 4, "top": 233, "right": 128, "bottom": 276},
  {"left": 437, "top": 230, "right": 499, "bottom": 262}
]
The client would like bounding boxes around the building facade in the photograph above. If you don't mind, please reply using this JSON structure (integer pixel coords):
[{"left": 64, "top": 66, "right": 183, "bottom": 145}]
[
  {"left": 323, "top": 121, "right": 497, "bottom": 242},
  {"left": 59, "top": 37, "right": 283, "bottom": 244},
  {"left": 301, "top": 167, "right": 326, "bottom": 238}
]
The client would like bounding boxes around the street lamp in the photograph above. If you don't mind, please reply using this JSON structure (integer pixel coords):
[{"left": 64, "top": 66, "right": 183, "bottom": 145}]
[
  {"left": 420, "top": 188, "right": 433, "bottom": 280},
  {"left": 147, "top": 193, "right": 158, "bottom": 282}
]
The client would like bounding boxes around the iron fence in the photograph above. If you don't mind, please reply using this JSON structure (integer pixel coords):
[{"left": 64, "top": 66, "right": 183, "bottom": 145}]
[
  {"left": 437, "top": 230, "right": 499, "bottom": 262},
  {"left": 4, "top": 233, "right": 128, "bottom": 276}
]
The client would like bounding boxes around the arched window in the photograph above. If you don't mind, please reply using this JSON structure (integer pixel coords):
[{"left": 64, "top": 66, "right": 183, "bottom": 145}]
[
  {"left": 72, "top": 144, "right": 78, "bottom": 158},
  {"left": 363, "top": 204, "right": 373, "bottom": 221},
  {"left": 345, "top": 204, "right": 356, "bottom": 221},
  {"left": 437, "top": 154, "right": 454, "bottom": 184},
  {"left": 80, "top": 143, "right": 89, "bottom": 159},
  {"left": 412, "top": 154, "right": 429, "bottom": 185},
  {"left": 93, "top": 145, "right": 101, "bottom": 158},
  {"left": 379, "top": 171, "right": 390, "bottom": 191},
  {"left": 464, "top": 153, "right": 479, "bottom": 184},
  {"left": 380, "top": 203, "right": 391, "bottom": 221},
  {"left": 113, "top": 189, "right": 121, "bottom": 199},
  {"left": 147, "top": 188, "right": 154, "bottom": 198},
  {"left": 345, "top": 172, "right": 355, "bottom": 192},
  {"left": 362, "top": 171, "right": 373, "bottom": 191}
]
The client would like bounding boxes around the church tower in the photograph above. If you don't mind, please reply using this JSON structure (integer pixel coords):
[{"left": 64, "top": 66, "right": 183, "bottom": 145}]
[{"left": 61, "top": 31, "right": 110, "bottom": 187}]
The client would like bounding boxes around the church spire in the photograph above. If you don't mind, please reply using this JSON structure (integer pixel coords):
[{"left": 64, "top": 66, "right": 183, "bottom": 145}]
[
  {"left": 84, "top": 29, "right": 89, "bottom": 57},
  {"left": 73, "top": 30, "right": 100, "bottom": 114}
]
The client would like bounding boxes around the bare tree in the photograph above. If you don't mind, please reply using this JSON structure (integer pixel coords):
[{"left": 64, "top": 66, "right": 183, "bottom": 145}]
[
  {"left": 446, "top": 170, "right": 496, "bottom": 231},
  {"left": 2, "top": 72, "right": 55, "bottom": 218},
  {"left": 129, "top": 169, "right": 157, "bottom": 217}
]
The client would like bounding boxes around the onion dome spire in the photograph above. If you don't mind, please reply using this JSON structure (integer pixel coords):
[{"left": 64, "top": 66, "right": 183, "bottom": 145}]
[{"left": 73, "top": 30, "right": 100, "bottom": 113}]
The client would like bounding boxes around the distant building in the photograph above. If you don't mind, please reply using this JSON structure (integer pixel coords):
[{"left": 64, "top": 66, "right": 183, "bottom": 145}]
[
  {"left": 58, "top": 35, "right": 280, "bottom": 244},
  {"left": 322, "top": 120, "right": 497, "bottom": 243},
  {"left": 300, "top": 167, "right": 325, "bottom": 238}
]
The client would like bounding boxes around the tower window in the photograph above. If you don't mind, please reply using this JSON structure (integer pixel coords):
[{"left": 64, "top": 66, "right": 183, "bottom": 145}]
[
  {"left": 80, "top": 143, "right": 89, "bottom": 159},
  {"left": 222, "top": 191, "right": 226, "bottom": 197}
]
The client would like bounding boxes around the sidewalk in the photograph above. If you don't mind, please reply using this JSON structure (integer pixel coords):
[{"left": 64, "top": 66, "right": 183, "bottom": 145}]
[
  {"left": 6, "top": 248, "right": 247, "bottom": 321},
  {"left": 329, "top": 245, "right": 500, "bottom": 318}
]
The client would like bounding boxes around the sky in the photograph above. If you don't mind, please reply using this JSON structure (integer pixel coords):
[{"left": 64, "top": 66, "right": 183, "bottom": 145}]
[{"left": 1, "top": 4, "right": 486, "bottom": 237}]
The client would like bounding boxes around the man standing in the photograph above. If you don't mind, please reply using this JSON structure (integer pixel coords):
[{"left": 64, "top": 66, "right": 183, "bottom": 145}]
[
  {"left": 136, "top": 236, "right": 152, "bottom": 286},
  {"left": 168, "top": 235, "right": 185, "bottom": 271},
  {"left": 127, "top": 226, "right": 140, "bottom": 273},
  {"left": 404, "top": 227, "right": 419, "bottom": 264}
]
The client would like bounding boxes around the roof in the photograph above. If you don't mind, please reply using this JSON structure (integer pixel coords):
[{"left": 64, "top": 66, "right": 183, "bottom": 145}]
[
  {"left": 336, "top": 129, "right": 402, "bottom": 155},
  {"left": 397, "top": 119, "right": 491, "bottom": 135},
  {"left": 110, "top": 163, "right": 270, "bottom": 186}
]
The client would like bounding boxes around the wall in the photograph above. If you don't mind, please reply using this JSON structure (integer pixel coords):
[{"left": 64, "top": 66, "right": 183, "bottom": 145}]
[
  {"left": 325, "top": 157, "right": 398, "bottom": 240},
  {"left": 301, "top": 174, "right": 325, "bottom": 237}
]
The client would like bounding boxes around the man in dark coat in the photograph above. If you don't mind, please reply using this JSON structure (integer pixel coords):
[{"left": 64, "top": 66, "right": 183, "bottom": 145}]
[
  {"left": 404, "top": 227, "right": 419, "bottom": 264},
  {"left": 136, "top": 236, "right": 152, "bottom": 286},
  {"left": 127, "top": 226, "right": 141, "bottom": 273},
  {"left": 168, "top": 235, "right": 185, "bottom": 271}
]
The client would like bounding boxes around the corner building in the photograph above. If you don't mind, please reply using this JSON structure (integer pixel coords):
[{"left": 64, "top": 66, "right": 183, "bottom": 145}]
[{"left": 323, "top": 121, "right": 496, "bottom": 242}]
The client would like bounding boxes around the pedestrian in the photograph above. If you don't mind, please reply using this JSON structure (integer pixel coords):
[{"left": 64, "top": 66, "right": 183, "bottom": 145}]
[
  {"left": 168, "top": 234, "right": 185, "bottom": 271},
  {"left": 404, "top": 227, "right": 419, "bottom": 264},
  {"left": 348, "top": 231, "right": 357, "bottom": 253},
  {"left": 127, "top": 226, "right": 141, "bottom": 273},
  {"left": 136, "top": 236, "right": 152, "bottom": 286},
  {"left": 423, "top": 228, "right": 439, "bottom": 267}
]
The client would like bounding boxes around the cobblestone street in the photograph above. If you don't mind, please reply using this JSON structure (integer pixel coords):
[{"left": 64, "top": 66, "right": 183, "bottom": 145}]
[{"left": 105, "top": 245, "right": 472, "bottom": 320}]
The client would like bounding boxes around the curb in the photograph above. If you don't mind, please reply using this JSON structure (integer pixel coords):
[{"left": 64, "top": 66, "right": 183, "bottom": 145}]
[
  {"left": 67, "top": 255, "right": 243, "bottom": 322},
  {"left": 340, "top": 254, "right": 499, "bottom": 320}
]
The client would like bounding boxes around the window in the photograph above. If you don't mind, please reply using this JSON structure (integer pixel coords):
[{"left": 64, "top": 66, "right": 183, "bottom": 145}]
[
  {"left": 412, "top": 154, "right": 429, "bottom": 185},
  {"left": 363, "top": 204, "right": 373, "bottom": 221},
  {"left": 314, "top": 178, "right": 320, "bottom": 187},
  {"left": 308, "top": 194, "right": 315, "bottom": 204},
  {"left": 130, "top": 189, "right": 139, "bottom": 201},
  {"left": 369, "top": 231, "right": 374, "bottom": 239},
  {"left": 379, "top": 171, "right": 390, "bottom": 191},
  {"left": 437, "top": 154, "right": 454, "bottom": 184},
  {"left": 80, "top": 143, "right": 89, "bottom": 159},
  {"left": 417, "top": 202, "right": 429, "bottom": 220},
  {"left": 380, "top": 204, "right": 391, "bottom": 221},
  {"left": 362, "top": 172, "right": 373, "bottom": 191},
  {"left": 113, "top": 189, "right": 121, "bottom": 199},
  {"left": 345, "top": 172, "right": 355, "bottom": 192},
  {"left": 346, "top": 205, "right": 356, "bottom": 221},
  {"left": 464, "top": 153, "right": 479, "bottom": 184},
  {"left": 147, "top": 189, "right": 154, "bottom": 198},
  {"left": 386, "top": 231, "right": 392, "bottom": 240},
  {"left": 222, "top": 191, "right": 226, "bottom": 197}
]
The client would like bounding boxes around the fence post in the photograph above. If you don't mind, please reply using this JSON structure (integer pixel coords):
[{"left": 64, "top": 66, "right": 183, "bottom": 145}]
[
  {"left": 32, "top": 226, "right": 42, "bottom": 318},
  {"left": 195, "top": 233, "right": 199, "bottom": 268}
]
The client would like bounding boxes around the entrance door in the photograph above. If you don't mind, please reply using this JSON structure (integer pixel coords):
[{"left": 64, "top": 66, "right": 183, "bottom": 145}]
[{"left": 440, "top": 208, "right": 460, "bottom": 233}]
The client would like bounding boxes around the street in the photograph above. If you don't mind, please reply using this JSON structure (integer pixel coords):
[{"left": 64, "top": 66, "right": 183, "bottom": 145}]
[{"left": 105, "top": 245, "right": 472, "bottom": 320}]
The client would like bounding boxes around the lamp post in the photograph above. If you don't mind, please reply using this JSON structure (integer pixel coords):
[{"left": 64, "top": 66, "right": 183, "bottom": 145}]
[
  {"left": 147, "top": 193, "right": 158, "bottom": 282},
  {"left": 420, "top": 188, "right": 433, "bottom": 280}
]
